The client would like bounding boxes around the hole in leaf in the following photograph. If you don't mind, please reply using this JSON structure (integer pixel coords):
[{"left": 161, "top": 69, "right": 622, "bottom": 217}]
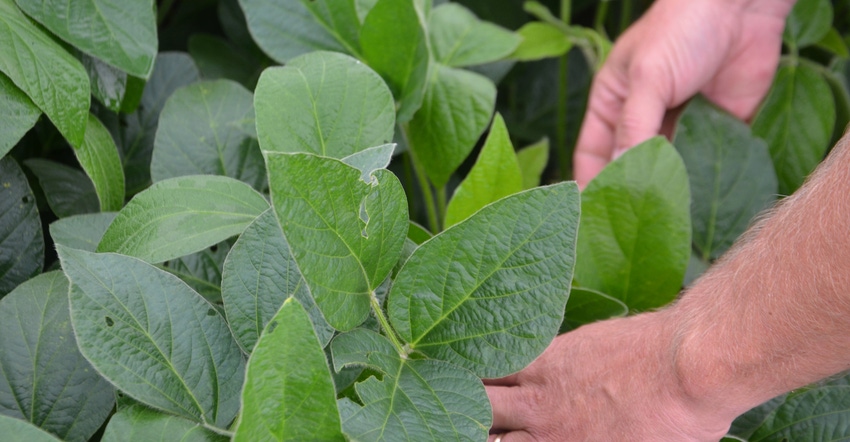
[
  {"left": 105, "top": 317, "right": 114, "bottom": 327},
  {"left": 210, "top": 244, "right": 218, "bottom": 253},
  {"left": 268, "top": 321, "right": 278, "bottom": 333},
  {"left": 207, "top": 308, "right": 216, "bottom": 316},
  {"left": 21, "top": 195, "right": 32, "bottom": 204}
]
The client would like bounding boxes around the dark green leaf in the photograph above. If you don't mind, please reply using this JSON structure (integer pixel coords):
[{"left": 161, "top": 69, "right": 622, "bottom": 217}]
[
  {"left": 49, "top": 212, "right": 117, "bottom": 252},
  {"left": 674, "top": 97, "right": 777, "bottom": 261},
  {"left": 0, "top": 156, "right": 43, "bottom": 297},
  {"left": 517, "top": 137, "right": 550, "bottom": 189},
  {"left": 188, "top": 34, "right": 264, "bottom": 89},
  {"left": 445, "top": 113, "right": 523, "bottom": 228},
  {"left": 76, "top": 113, "right": 125, "bottom": 212},
  {"left": 58, "top": 247, "right": 245, "bottom": 429},
  {"left": 560, "top": 287, "right": 628, "bottom": 333},
  {"left": 574, "top": 137, "right": 691, "bottom": 311},
  {"left": 749, "top": 386, "right": 850, "bottom": 441},
  {"left": 101, "top": 405, "right": 228, "bottom": 442},
  {"left": 389, "top": 182, "right": 580, "bottom": 378},
  {"left": 753, "top": 63, "right": 835, "bottom": 195},
  {"left": 24, "top": 159, "right": 99, "bottom": 218},
  {"left": 234, "top": 298, "right": 344, "bottom": 441},
  {"left": 222, "top": 209, "right": 333, "bottom": 352},
  {"left": 510, "top": 22, "right": 573, "bottom": 61},
  {"left": 428, "top": 3, "right": 520, "bottom": 67},
  {"left": 81, "top": 54, "right": 142, "bottom": 113},
  {"left": 361, "top": 0, "right": 430, "bottom": 122},
  {"left": 405, "top": 64, "right": 496, "bottom": 188},
  {"left": 0, "top": 272, "right": 114, "bottom": 442},
  {"left": 728, "top": 395, "right": 786, "bottom": 440},
  {"left": 98, "top": 175, "right": 268, "bottom": 263},
  {"left": 407, "top": 221, "right": 432, "bottom": 245},
  {"left": 151, "top": 80, "right": 265, "bottom": 191},
  {"left": 266, "top": 153, "right": 408, "bottom": 331},
  {"left": 783, "top": 0, "right": 833, "bottom": 49},
  {"left": 332, "top": 329, "right": 491, "bottom": 441},
  {"left": 815, "top": 27, "right": 850, "bottom": 58},
  {"left": 0, "top": 0, "right": 89, "bottom": 147},
  {"left": 0, "top": 72, "right": 39, "bottom": 159},
  {"left": 254, "top": 51, "right": 395, "bottom": 158},
  {"left": 0, "top": 415, "right": 61, "bottom": 441},
  {"left": 163, "top": 242, "right": 229, "bottom": 304},
  {"left": 825, "top": 65, "right": 850, "bottom": 148}
]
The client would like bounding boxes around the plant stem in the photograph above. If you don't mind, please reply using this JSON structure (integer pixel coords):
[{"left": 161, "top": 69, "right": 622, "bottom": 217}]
[
  {"left": 436, "top": 186, "right": 447, "bottom": 229},
  {"left": 408, "top": 146, "right": 440, "bottom": 234},
  {"left": 370, "top": 292, "right": 407, "bottom": 357},
  {"left": 558, "top": 0, "right": 573, "bottom": 180},
  {"left": 560, "top": 0, "right": 571, "bottom": 23},
  {"left": 619, "top": 0, "right": 634, "bottom": 35},
  {"left": 203, "top": 423, "right": 234, "bottom": 438},
  {"left": 402, "top": 152, "right": 418, "bottom": 222},
  {"left": 594, "top": 1, "right": 610, "bottom": 35}
]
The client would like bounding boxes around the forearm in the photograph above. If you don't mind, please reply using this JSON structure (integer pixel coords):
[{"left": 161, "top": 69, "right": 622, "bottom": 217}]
[{"left": 670, "top": 131, "right": 850, "bottom": 420}]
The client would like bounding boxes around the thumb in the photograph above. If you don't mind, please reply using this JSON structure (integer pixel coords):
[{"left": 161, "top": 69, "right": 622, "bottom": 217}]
[{"left": 614, "top": 80, "right": 669, "bottom": 158}]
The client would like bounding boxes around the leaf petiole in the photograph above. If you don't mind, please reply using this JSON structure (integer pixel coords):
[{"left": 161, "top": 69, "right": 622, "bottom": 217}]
[{"left": 370, "top": 291, "right": 408, "bottom": 357}]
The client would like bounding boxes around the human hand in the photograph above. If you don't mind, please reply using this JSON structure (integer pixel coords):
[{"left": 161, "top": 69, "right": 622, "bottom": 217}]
[
  {"left": 573, "top": 0, "right": 794, "bottom": 187},
  {"left": 484, "top": 312, "right": 736, "bottom": 441}
]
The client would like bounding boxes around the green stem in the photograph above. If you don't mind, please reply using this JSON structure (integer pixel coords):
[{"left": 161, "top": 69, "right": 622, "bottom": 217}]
[
  {"left": 560, "top": 0, "right": 571, "bottom": 22},
  {"left": 558, "top": 0, "right": 572, "bottom": 180},
  {"left": 619, "top": 0, "right": 634, "bottom": 35},
  {"left": 157, "top": 0, "right": 176, "bottom": 25},
  {"left": 203, "top": 424, "right": 234, "bottom": 438},
  {"left": 402, "top": 152, "right": 418, "bottom": 222},
  {"left": 370, "top": 293, "right": 407, "bottom": 356},
  {"left": 436, "top": 186, "right": 447, "bottom": 229},
  {"left": 594, "top": 1, "right": 610, "bottom": 35},
  {"left": 408, "top": 146, "right": 440, "bottom": 234}
]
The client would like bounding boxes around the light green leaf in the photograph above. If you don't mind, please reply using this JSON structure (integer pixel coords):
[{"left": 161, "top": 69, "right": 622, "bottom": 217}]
[
  {"left": 389, "top": 182, "right": 580, "bottom": 378},
  {"left": 574, "top": 137, "right": 691, "bottom": 311},
  {"left": 406, "top": 64, "right": 496, "bottom": 188},
  {"left": 97, "top": 175, "right": 269, "bottom": 264},
  {"left": 332, "top": 329, "right": 491, "bottom": 442},
  {"left": 49, "top": 212, "right": 117, "bottom": 252},
  {"left": 752, "top": 63, "right": 835, "bottom": 195},
  {"left": 151, "top": 80, "right": 265, "bottom": 191},
  {"left": 81, "top": 54, "right": 143, "bottom": 114},
  {"left": 254, "top": 51, "right": 395, "bottom": 159},
  {"left": 101, "top": 405, "right": 228, "bottom": 442},
  {"left": 675, "top": 97, "right": 777, "bottom": 261},
  {"left": 266, "top": 153, "right": 408, "bottom": 331},
  {"left": 429, "top": 3, "right": 520, "bottom": 67},
  {"left": 341, "top": 143, "right": 395, "bottom": 182},
  {"left": 407, "top": 221, "right": 432, "bottom": 245},
  {"left": 783, "top": 0, "right": 832, "bottom": 49},
  {"left": 0, "top": 0, "right": 89, "bottom": 147},
  {"left": 58, "top": 247, "right": 246, "bottom": 429},
  {"left": 116, "top": 52, "right": 200, "bottom": 196},
  {"left": 748, "top": 386, "right": 850, "bottom": 441},
  {"left": 76, "top": 113, "right": 125, "bottom": 212},
  {"left": 510, "top": 22, "right": 573, "bottom": 61},
  {"left": 0, "top": 272, "right": 114, "bottom": 442},
  {"left": 560, "top": 287, "right": 628, "bottom": 333},
  {"left": 0, "top": 72, "right": 39, "bottom": 159},
  {"left": 188, "top": 34, "right": 264, "bottom": 89},
  {"left": 163, "top": 242, "right": 229, "bottom": 304},
  {"left": 24, "top": 159, "right": 99, "bottom": 218},
  {"left": 0, "top": 415, "right": 61, "bottom": 442},
  {"left": 15, "top": 0, "right": 156, "bottom": 77},
  {"left": 517, "top": 137, "right": 549, "bottom": 189},
  {"left": 0, "top": 157, "right": 43, "bottom": 297},
  {"left": 445, "top": 113, "right": 523, "bottom": 228},
  {"left": 234, "top": 298, "right": 344, "bottom": 441},
  {"left": 238, "top": 0, "right": 360, "bottom": 63},
  {"left": 361, "top": 0, "right": 430, "bottom": 122},
  {"left": 222, "top": 209, "right": 333, "bottom": 352}
]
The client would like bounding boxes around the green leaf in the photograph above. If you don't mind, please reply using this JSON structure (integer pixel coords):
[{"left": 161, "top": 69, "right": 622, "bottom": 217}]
[
  {"left": 222, "top": 209, "right": 333, "bottom": 352},
  {"left": 405, "top": 64, "right": 496, "bottom": 188},
  {"left": 825, "top": 65, "right": 850, "bottom": 148},
  {"left": 49, "top": 212, "right": 117, "bottom": 252},
  {"left": 0, "top": 72, "right": 39, "bottom": 159},
  {"left": 510, "top": 22, "right": 573, "bottom": 61},
  {"left": 15, "top": 0, "right": 156, "bottom": 78},
  {"left": 101, "top": 405, "right": 228, "bottom": 442},
  {"left": 783, "top": 0, "right": 832, "bottom": 49},
  {"left": 445, "top": 114, "right": 523, "bottom": 228},
  {"left": 151, "top": 80, "right": 265, "bottom": 191},
  {"left": 238, "top": 0, "right": 360, "bottom": 63},
  {"left": 748, "top": 386, "right": 850, "bottom": 441},
  {"left": 0, "top": 415, "right": 61, "bottom": 442},
  {"left": 0, "top": 0, "right": 89, "bottom": 147},
  {"left": 389, "top": 182, "right": 580, "bottom": 378},
  {"left": 76, "top": 113, "right": 125, "bottom": 212},
  {"left": 428, "top": 3, "right": 520, "bottom": 67},
  {"left": 98, "top": 175, "right": 269, "bottom": 263},
  {"left": 560, "top": 287, "right": 628, "bottom": 333},
  {"left": 341, "top": 143, "right": 395, "bottom": 182},
  {"left": 254, "top": 51, "right": 395, "bottom": 158},
  {"left": 57, "top": 247, "right": 246, "bottom": 429},
  {"left": 234, "top": 298, "right": 344, "bottom": 441},
  {"left": 752, "top": 63, "right": 835, "bottom": 195},
  {"left": 117, "top": 52, "right": 200, "bottom": 196},
  {"left": 188, "top": 34, "right": 264, "bottom": 89},
  {"left": 815, "top": 27, "right": 850, "bottom": 58},
  {"left": 0, "top": 156, "right": 43, "bottom": 297},
  {"left": 24, "top": 159, "right": 99, "bottom": 218},
  {"left": 266, "top": 153, "right": 408, "bottom": 331},
  {"left": 674, "top": 97, "right": 777, "bottom": 261},
  {"left": 407, "top": 221, "right": 432, "bottom": 245},
  {"left": 574, "top": 137, "right": 691, "bottom": 311},
  {"left": 163, "top": 242, "right": 229, "bottom": 304},
  {"left": 331, "top": 329, "right": 491, "bottom": 442},
  {"left": 0, "top": 272, "right": 114, "bottom": 442},
  {"left": 517, "top": 137, "right": 549, "bottom": 189},
  {"left": 728, "top": 395, "right": 786, "bottom": 440},
  {"left": 361, "top": 0, "right": 430, "bottom": 122},
  {"left": 81, "top": 54, "right": 143, "bottom": 113}
]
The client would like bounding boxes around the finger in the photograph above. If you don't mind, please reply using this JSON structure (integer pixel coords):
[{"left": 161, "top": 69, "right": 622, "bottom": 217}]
[
  {"left": 613, "top": 77, "right": 668, "bottom": 158},
  {"left": 486, "top": 385, "right": 529, "bottom": 431},
  {"left": 573, "top": 73, "right": 625, "bottom": 188},
  {"left": 488, "top": 430, "right": 534, "bottom": 442},
  {"left": 659, "top": 102, "right": 687, "bottom": 140}
]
